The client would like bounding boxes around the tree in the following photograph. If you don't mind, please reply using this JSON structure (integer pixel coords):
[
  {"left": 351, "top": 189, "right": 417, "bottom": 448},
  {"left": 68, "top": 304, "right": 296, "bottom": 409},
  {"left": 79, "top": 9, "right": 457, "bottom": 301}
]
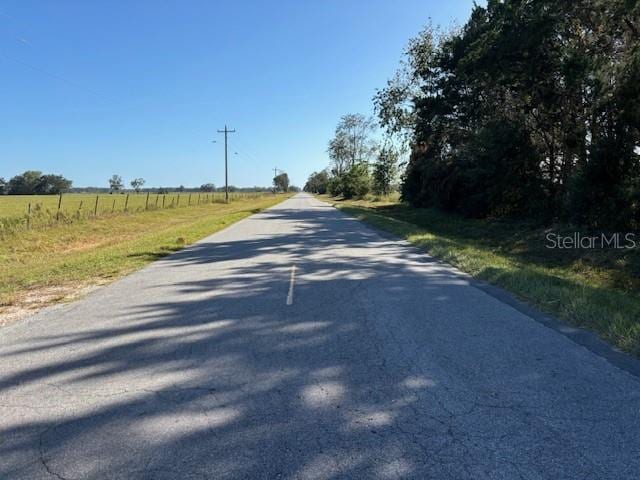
[
  {"left": 341, "top": 163, "right": 371, "bottom": 199},
  {"left": 372, "top": 147, "right": 399, "bottom": 196},
  {"left": 327, "top": 175, "right": 343, "bottom": 197},
  {"left": 35, "top": 174, "right": 72, "bottom": 194},
  {"left": 200, "top": 183, "right": 215, "bottom": 192},
  {"left": 273, "top": 172, "right": 290, "bottom": 192},
  {"left": 326, "top": 113, "right": 378, "bottom": 199},
  {"left": 130, "top": 178, "right": 145, "bottom": 193},
  {"left": 6, "top": 171, "right": 72, "bottom": 194},
  {"left": 109, "top": 175, "right": 124, "bottom": 193},
  {"left": 373, "top": 25, "right": 438, "bottom": 150},
  {"left": 388, "top": 0, "right": 640, "bottom": 228},
  {"left": 0, "top": 177, "right": 7, "bottom": 195},
  {"left": 8, "top": 171, "right": 43, "bottom": 195},
  {"left": 304, "top": 170, "right": 329, "bottom": 194},
  {"left": 328, "top": 114, "right": 377, "bottom": 174}
]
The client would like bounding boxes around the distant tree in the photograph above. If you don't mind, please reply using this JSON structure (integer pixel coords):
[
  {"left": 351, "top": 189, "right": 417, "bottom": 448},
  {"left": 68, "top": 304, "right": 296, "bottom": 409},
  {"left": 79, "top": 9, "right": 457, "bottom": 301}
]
[
  {"left": 0, "top": 177, "right": 6, "bottom": 195},
  {"left": 130, "top": 178, "right": 145, "bottom": 193},
  {"left": 273, "top": 172, "right": 290, "bottom": 192},
  {"left": 200, "top": 183, "right": 215, "bottom": 192},
  {"left": 8, "top": 171, "right": 43, "bottom": 195},
  {"left": 178, "top": 185, "right": 185, "bottom": 192},
  {"left": 372, "top": 147, "right": 398, "bottom": 196},
  {"left": 328, "top": 114, "right": 377, "bottom": 175},
  {"left": 342, "top": 163, "right": 371, "bottom": 199},
  {"left": 157, "top": 187, "right": 169, "bottom": 194},
  {"left": 109, "top": 174, "right": 124, "bottom": 193},
  {"left": 289, "top": 185, "right": 301, "bottom": 192},
  {"left": 6, "top": 171, "right": 72, "bottom": 195},
  {"left": 304, "top": 170, "right": 329, "bottom": 194},
  {"left": 35, "top": 174, "right": 72, "bottom": 194}
]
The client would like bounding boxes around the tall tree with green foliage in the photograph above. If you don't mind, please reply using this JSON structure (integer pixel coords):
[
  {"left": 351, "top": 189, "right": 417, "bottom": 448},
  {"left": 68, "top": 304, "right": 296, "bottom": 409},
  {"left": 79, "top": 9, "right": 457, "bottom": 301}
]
[
  {"left": 273, "top": 172, "right": 290, "bottom": 192},
  {"left": 109, "top": 175, "right": 124, "bottom": 193},
  {"left": 36, "top": 174, "right": 72, "bottom": 194},
  {"left": 377, "top": 0, "right": 640, "bottom": 228},
  {"left": 6, "top": 171, "right": 72, "bottom": 194},
  {"left": 304, "top": 170, "right": 329, "bottom": 194},
  {"left": 130, "top": 178, "right": 145, "bottom": 193},
  {"left": 328, "top": 114, "right": 377, "bottom": 175},
  {"left": 8, "top": 171, "right": 43, "bottom": 195},
  {"left": 372, "top": 147, "right": 398, "bottom": 196}
]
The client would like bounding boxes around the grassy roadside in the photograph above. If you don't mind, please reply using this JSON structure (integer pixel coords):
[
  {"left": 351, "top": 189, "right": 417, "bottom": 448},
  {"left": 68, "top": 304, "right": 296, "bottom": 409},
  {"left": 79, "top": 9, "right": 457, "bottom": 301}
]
[
  {"left": 0, "top": 195, "right": 288, "bottom": 324},
  {"left": 322, "top": 195, "right": 640, "bottom": 356}
]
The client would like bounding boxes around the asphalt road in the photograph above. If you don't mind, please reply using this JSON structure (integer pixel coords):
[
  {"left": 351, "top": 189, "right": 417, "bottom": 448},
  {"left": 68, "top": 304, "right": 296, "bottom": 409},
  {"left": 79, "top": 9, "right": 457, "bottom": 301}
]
[{"left": 1, "top": 193, "right": 639, "bottom": 479}]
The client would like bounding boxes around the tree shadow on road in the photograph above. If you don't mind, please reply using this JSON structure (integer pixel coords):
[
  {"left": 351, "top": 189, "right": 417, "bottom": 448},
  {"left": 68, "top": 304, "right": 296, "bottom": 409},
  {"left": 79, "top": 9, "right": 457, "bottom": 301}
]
[{"left": 1, "top": 204, "right": 637, "bottom": 479}]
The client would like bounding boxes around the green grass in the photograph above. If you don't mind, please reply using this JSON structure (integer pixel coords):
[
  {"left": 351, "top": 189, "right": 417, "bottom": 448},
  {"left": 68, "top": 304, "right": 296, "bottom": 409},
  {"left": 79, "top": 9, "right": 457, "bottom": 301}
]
[
  {"left": 0, "top": 192, "right": 270, "bottom": 236},
  {"left": 323, "top": 195, "right": 640, "bottom": 356},
  {"left": 0, "top": 194, "right": 287, "bottom": 315}
]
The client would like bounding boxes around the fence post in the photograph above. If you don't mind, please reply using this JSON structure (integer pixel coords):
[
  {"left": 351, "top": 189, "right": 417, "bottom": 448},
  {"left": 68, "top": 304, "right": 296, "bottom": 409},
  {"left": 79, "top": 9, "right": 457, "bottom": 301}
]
[
  {"left": 162, "top": 195, "right": 166, "bottom": 208},
  {"left": 27, "top": 202, "right": 31, "bottom": 230},
  {"left": 124, "top": 194, "right": 130, "bottom": 212},
  {"left": 112, "top": 198, "right": 116, "bottom": 213},
  {"left": 177, "top": 194, "right": 180, "bottom": 207},
  {"left": 155, "top": 194, "right": 159, "bottom": 208},
  {"left": 188, "top": 193, "right": 192, "bottom": 206},
  {"left": 198, "top": 194, "right": 201, "bottom": 205},
  {"left": 145, "top": 191, "right": 150, "bottom": 210},
  {"left": 94, "top": 195, "right": 99, "bottom": 216},
  {"left": 56, "top": 193, "right": 63, "bottom": 221}
]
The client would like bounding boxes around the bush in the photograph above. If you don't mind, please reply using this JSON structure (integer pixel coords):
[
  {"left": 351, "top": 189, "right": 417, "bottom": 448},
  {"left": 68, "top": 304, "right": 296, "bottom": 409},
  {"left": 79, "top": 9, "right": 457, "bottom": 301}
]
[
  {"left": 327, "top": 176, "right": 343, "bottom": 197},
  {"left": 341, "top": 163, "right": 371, "bottom": 199}
]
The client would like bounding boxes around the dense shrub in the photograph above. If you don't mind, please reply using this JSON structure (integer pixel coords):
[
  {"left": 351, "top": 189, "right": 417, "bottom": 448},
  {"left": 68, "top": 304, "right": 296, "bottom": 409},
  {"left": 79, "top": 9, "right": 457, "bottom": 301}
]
[{"left": 341, "top": 164, "right": 371, "bottom": 199}]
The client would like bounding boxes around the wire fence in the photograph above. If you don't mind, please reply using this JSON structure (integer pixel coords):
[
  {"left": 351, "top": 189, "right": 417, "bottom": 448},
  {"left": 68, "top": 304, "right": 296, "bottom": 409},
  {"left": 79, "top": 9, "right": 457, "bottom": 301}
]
[{"left": 0, "top": 191, "right": 269, "bottom": 237}]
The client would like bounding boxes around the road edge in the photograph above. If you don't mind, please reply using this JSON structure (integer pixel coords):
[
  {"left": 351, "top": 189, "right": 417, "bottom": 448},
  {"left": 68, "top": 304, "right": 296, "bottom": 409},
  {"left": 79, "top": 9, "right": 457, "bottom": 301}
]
[{"left": 322, "top": 198, "right": 640, "bottom": 379}]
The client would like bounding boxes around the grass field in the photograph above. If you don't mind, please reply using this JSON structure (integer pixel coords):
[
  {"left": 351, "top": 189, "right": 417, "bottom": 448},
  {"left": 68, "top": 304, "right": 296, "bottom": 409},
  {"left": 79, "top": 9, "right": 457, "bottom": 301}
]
[
  {"left": 0, "top": 192, "right": 265, "bottom": 233},
  {"left": 0, "top": 193, "right": 287, "bottom": 324},
  {"left": 323, "top": 195, "right": 640, "bottom": 356}
]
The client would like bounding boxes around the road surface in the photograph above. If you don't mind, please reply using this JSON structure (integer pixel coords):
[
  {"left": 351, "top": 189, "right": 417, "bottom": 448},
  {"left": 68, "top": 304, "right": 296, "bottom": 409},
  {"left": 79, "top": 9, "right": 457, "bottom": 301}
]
[{"left": 1, "top": 193, "right": 639, "bottom": 479}]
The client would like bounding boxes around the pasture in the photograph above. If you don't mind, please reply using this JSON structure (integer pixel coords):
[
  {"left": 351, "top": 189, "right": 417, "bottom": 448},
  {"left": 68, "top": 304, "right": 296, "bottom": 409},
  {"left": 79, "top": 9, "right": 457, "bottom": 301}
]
[
  {"left": 0, "top": 192, "right": 267, "bottom": 234},
  {"left": 0, "top": 191, "right": 263, "bottom": 219}
]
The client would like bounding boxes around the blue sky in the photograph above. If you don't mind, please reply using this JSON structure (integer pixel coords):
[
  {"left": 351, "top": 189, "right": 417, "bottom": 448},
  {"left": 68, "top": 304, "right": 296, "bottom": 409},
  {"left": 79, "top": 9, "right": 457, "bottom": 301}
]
[{"left": 1, "top": 1, "right": 478, "bottom": 188}]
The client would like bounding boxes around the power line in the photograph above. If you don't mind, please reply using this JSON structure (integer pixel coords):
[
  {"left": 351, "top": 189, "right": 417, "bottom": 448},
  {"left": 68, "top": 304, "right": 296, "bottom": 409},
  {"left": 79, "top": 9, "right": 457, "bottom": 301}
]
[
  {"left": 230, "top": 137, "right": 263, "bottom": 164},
  {"left": 228, "top": 138, "right": 260, "bottom": 164}
]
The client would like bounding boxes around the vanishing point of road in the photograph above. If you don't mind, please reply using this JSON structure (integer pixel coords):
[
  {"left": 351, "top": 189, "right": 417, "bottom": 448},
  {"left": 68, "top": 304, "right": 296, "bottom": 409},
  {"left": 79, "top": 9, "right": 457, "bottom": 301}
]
[{"left": 1, "top": 193, "right": 639, "bottom": 479}]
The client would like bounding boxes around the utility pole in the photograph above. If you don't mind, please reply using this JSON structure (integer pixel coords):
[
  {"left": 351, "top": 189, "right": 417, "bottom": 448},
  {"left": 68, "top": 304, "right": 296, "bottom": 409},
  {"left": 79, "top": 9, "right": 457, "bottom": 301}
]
[
  {"left": 273, "top": 167, "right": 279, "bottom": 194},
  {"left": 217, "top": 125, "right": 236, "bottom": 202}
]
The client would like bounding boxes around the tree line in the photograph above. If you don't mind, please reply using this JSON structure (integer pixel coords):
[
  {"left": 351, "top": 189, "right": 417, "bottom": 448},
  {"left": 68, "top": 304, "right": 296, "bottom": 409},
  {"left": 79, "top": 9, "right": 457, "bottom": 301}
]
[
  {"left": 0, "top": 171, "right": 278, "bottom": 195},
  {"left": 304, "top": 114, "right": 399, "bottom": 198},
  {"left": 309, "top": 0, "right": 639, "bottom": 229},
  {"left": 0, "top": 171, "right": 72, "bottom": 195}
]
